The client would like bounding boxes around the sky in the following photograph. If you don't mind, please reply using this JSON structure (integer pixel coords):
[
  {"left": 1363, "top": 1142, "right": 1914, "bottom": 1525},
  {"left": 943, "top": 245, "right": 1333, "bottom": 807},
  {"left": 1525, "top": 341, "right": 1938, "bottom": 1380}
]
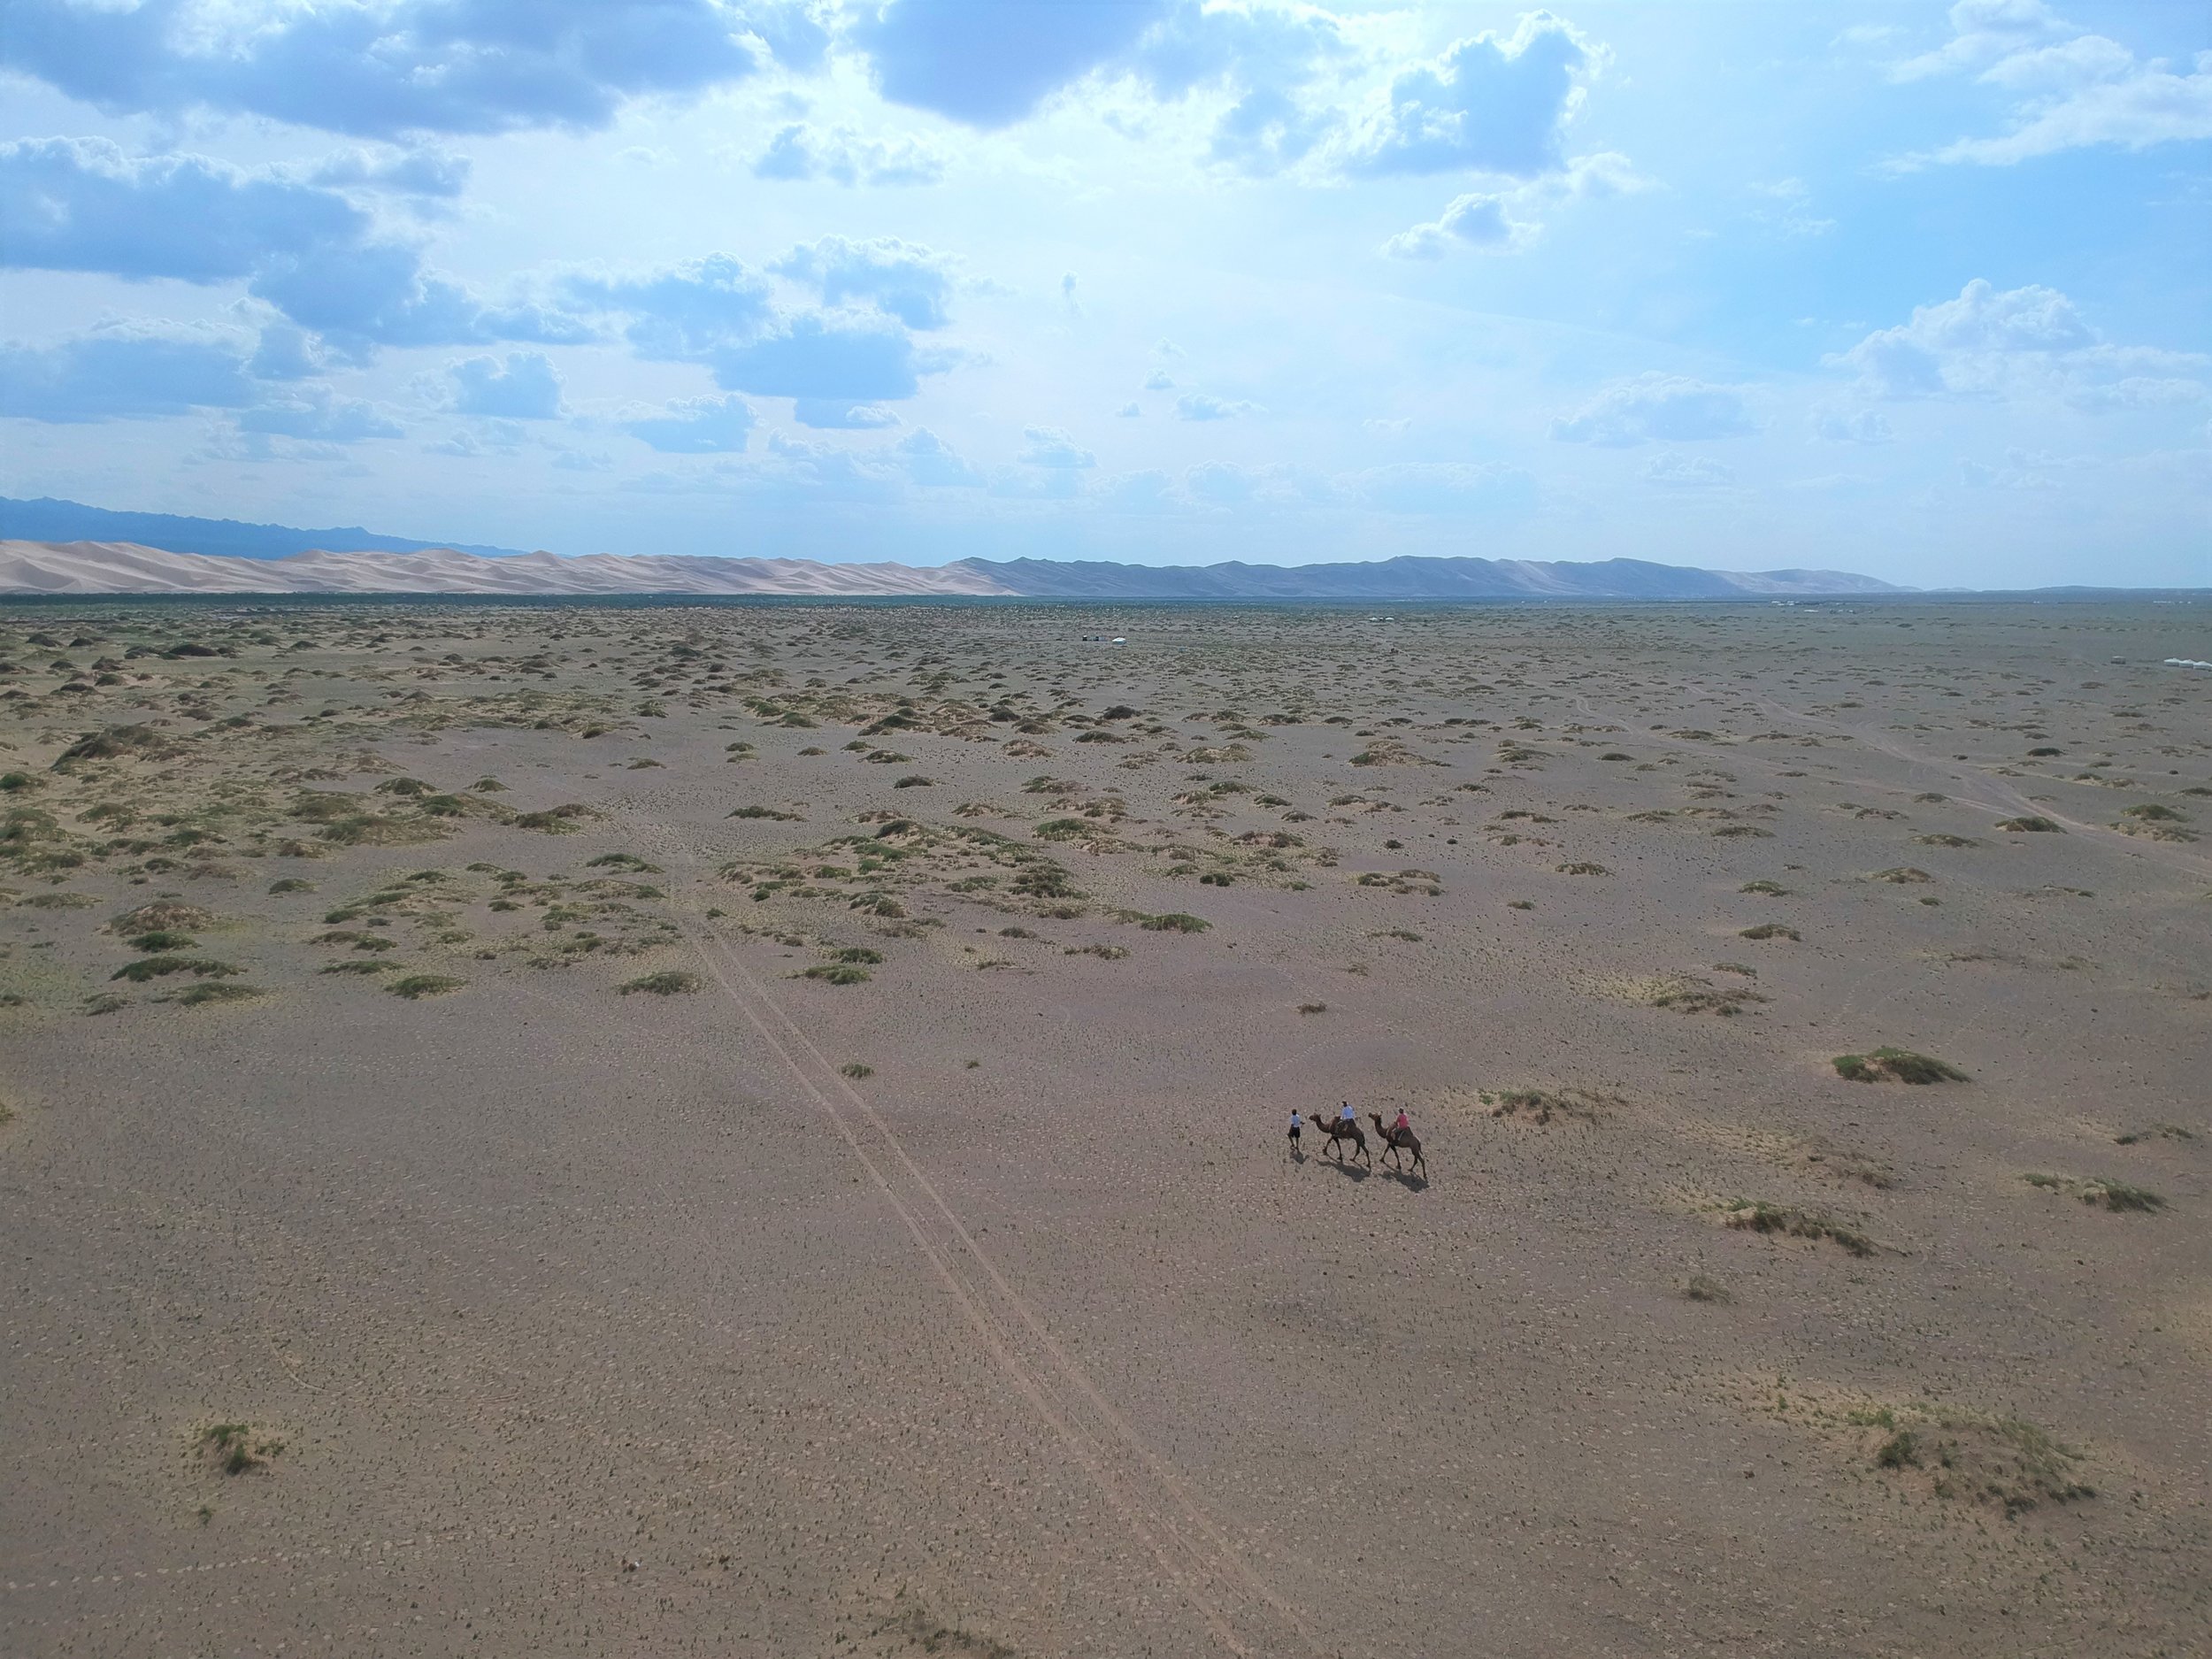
[{"left": 1, "top": 0, "right": 2208, "bottom": 588}]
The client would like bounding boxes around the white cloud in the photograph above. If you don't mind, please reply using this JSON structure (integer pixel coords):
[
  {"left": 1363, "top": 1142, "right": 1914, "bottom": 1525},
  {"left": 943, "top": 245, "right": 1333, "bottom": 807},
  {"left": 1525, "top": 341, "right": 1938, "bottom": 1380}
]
[
  {"left": 1891, "top": 3, "right": 2212, "bottom": 166},
  {"left": 1018, "top": 426, "right": 1096, "bottom": 468},
  {"left": 1550, "top": 374, "right": 1757, "bottom": 445},
  {"left": 1829, "top": 278, "right": 2211, "bottom": 403},
  {"left": 1811, "top": 406, "right": 1895, "bottom": 444},
  {"left": 1381, "top": 150, "right": 1646, "bottom": 262},
  {"left": 750, "top": 123, "right": 947, "bottom": 188},
  {"left": 449, "top": 352, "right": 563, "bottom": 419},
  {"left": 1641, "top": 452, "right": 1735, "bottom": 488},
  {"left": 1173, "top": 391, "right": 1259, "bottom": 421}
]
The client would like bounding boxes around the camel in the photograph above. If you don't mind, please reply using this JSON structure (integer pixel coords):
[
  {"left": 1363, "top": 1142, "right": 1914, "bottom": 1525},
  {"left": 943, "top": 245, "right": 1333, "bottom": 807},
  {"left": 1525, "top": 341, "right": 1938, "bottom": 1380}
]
[
  {"left": 1313, "top": 1113, "right": 1370, "bottom": 1165},
  {"left": 1370, "top": 1112, "right": 1426, "bottom": 1176}
]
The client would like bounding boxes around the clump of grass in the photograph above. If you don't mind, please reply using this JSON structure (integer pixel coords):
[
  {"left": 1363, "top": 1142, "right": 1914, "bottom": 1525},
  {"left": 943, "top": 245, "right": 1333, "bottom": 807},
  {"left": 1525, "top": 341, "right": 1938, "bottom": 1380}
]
[
  {"left": 893, "top": 775, "right": 934, "bottom": 788},
  {"left": 1140, "top": 911, "right": 1209, "bottom": 933},
  {"left": 1738, "top": 923, "right": 1799, "bottom": 941},
  {"left": 840, "top": 1063, "right": 873, "bottom": 1079},
  {"left": 1720, "top": 1200, "right": 1874, "bottom": 1256},
  {"left": 587, "top": 852, "right": 662, "bottom": 872},
  {"left": 728, "top": 805, "right": 803, "bottom": 821},
  {"left": 1556, "top": 861, "right": 1609, "bottom": 876},
  {"left": 1681, "top": 1274, "right": 1732, "bottom": 1303},
  {"left": 127, "top": 929, "right": 196, "bottom": 951},
  {"left": 2023, "top": 1172, "right": 2165, "bottom": 1212},
  {"left": 111, "top": 956, "right": 239, "bottom": 982},
  {"left": 802, "top": 964, "right": 870, "bottom": 985},
  {"left": 1916, "top": 833, "right": 1979, "bottom": 848},
  {"left": 1297, "top": 1002, "right": 1328, "bottom": 1015},
  {"left": 2120, "top": 803, "right": 2185, "bottom": 821},
  {"left": 111, "top": 900, "right": 214, "bottom": 934},
  {"left": 388, "top": 973, "right": 465, "bottom": 999},
  {"left": 1996, "top": 816, "right": 2063, "bottom": 833},
  {"left": 1739, "top": 879, "right": 1789, "bottom": 895},
  {"left": 267, "top": 878, "right": 314, "bottom": 894},
  {"left": 1064, "top": 942, "right": 1128, "bottom": 959},
  {"left": 164, "top": 982, "right": 264, "bottom": 1007},
  {"left": 1618, "top": 972, "right": 1765, "bottom": 1016},
  {"left": 1507, "top": 899, "right": 1534, "bottom": 910},
  {"left": 201, "top": 1423, "right": 281, "bottom": 1477},
  {"left": 620, "top": 970, "right": 700, "bottom": 995},
  {"left": 1846, "top": 1403, "right": 2092, "bottom": 1513},
  {"left": 1832, "top": 1048, "right": 1967, "bottom": 1084},
  {"left": 832, "top": 947, "right": 885, "bottom": 964},
  {"left": 81, "top": 992, "right": 128, "bottom": 1016},
  {"left": 1711, "top": 962, "right": 1757, "bottom": 977},
  {"left": 1870, "top": 866, "right": 1932, "bottom": 884},
  {"left": 1485, "top": 1088, "right": 1584, "bottom": 1125},
  {"left": 2114, "top": 1123, "right": 2193, "bottom": 1145},
  {"left": 319, "top": 960, "right": 392, "bottom": 975}
]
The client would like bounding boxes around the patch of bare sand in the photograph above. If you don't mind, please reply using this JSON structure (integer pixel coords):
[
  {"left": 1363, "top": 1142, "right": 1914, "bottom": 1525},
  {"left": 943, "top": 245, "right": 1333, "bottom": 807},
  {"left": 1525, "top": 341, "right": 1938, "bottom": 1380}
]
[{"left": 0, "top": 598, "right": 2206, "bottom": 1656}]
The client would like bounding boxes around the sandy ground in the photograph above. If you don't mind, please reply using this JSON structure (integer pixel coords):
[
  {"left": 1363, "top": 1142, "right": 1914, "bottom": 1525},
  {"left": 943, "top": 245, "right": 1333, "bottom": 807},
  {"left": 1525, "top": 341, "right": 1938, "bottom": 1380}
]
[{"left": 0, "top": 597, "right": 2206, "bottom": 1658}]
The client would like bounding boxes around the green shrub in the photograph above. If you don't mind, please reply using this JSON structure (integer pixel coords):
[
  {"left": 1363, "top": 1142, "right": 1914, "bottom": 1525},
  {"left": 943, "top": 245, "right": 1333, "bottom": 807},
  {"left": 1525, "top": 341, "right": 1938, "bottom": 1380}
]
[
  {"left": 1833, "top": 1048, "right": 1967, "bottom": 1084},
  {"left": 620, "top": 971, "right": 700, "bottom": 995},
  {"left": 388, "top": 973, "right": 465, "bottom": 999}
]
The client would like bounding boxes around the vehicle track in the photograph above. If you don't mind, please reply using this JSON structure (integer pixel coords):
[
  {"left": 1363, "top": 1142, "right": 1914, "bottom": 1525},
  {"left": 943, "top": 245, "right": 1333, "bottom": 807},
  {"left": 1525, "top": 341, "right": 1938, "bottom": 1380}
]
[{"left": 666, "top": 887, "right": 1327, "bottom": 1657}]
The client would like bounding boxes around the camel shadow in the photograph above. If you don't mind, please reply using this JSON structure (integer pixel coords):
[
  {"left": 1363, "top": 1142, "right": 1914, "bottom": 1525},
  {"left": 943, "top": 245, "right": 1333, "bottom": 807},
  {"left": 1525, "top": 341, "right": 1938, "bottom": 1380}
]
[
  {"left": 1379, "top": 1165, "right": 1429, "bottom": 1193},
  {"left": 1317, "top": 1155, "right": 1371, "bottom": 1183}
]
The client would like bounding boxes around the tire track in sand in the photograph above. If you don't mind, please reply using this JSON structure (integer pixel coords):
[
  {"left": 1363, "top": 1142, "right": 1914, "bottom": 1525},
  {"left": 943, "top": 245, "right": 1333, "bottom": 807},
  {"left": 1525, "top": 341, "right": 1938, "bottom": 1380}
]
[{"left": 670, "top": 905, "right": 1327, "bottom": 1658}]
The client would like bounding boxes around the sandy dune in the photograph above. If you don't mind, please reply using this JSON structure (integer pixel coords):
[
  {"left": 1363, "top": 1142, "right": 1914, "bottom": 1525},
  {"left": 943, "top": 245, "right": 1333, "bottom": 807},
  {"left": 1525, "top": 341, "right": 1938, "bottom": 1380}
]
[
  {"left": 0, "top": 538, "right": 1904, "bottom": 600},
  {"left": 0, "top": 597, "right": 2205, "bottom": 1656}
]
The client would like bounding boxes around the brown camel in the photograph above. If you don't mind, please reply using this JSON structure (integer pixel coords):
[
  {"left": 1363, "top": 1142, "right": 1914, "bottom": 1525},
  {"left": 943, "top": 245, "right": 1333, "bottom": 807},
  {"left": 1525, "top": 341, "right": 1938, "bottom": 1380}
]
[
  {"left": 1314, "top": 1114, "right": 1370, "bottom": 1165},
  {"left": 1370, "top": 1113, "right": 1426, "bottom": 1175}
]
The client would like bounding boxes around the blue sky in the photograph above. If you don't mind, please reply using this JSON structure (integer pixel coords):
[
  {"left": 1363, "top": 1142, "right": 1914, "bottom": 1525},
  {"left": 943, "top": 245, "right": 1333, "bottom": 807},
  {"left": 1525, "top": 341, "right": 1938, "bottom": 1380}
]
[{"left": 2, "top": 0, "right": 2207, "bottom": 587}]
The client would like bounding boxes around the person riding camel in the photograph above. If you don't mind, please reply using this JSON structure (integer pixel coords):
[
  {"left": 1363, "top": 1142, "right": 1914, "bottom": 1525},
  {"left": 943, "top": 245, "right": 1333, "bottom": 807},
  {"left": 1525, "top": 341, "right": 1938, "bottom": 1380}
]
[
  {"left": 1339, "top": 1101, "right": 1356, "bottom": 1126},
  {"left": 1393, "top": 1108, "right": 1410, "bottom": 1139}
]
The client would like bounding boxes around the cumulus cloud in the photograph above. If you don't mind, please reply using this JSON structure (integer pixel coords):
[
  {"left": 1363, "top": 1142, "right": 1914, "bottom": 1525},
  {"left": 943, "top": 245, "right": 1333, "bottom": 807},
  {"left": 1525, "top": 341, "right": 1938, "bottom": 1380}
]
[
  {"left": 305, "top": 145, "right": 472, "bottom": 197},
  {"left": 1827, "top": 278, "right": 2209, "bottom": 404},
  {"left": 0, "top": 0, "right": 825, "bottom": 140},
  {"left": 0, "top": 137, "right": 582, "bottom": 355},
  {"left": 710, "top": 315, "right": 926, "bottom": 402},
  {"left": 751, "top": 123, "right": 946, "bottom": 187},
  {"left": 1549, "top": 374, "right": 1757, "bottom": 445},
  {"left": 1811, "top": 406, "right": 1896, "bottom": 444},
  {"left": 237, "top": 388, "right": 403, "bottom": 442},
  {"left": 1890, "top": 2, "right": 2212, "bottom": 166},
  {"left": 1017, "top": 426, "right": 1097, "bottom": 468},
  {"left": 1185, "top": 459, "right": 1255, "bottom": 503},
  {"left": 1380, "top": 150, "right": 1644, "bottom": 261},
  {"left": 0, "top": 320, "right": 255, "bottom": 422},
  {"left": 621, "top": 393, "right": 756, "bottom": 454},
  {"left": 1380, "top": 190, "right": 1533, "bottom": 259},
  {"left": 896, "top": 427, "right": 983, "bottom": 488},
  {"left": 0, "top": 137, "right": 366, "bottom": 283},
  {"left": 853, "top": 0, "right": 1168, "bottom": 127},
  {"left": 1641, "top": 452, "right": 1735, "bottom": 488},
  {"left": 1341, "top": 14, "right": 1597, "bottom": 180},
  {"left": 771, "top": 236, "right": 956, "bottom": 329},
  {"left": 449, "top": 351, "right": 564, "bottom": 419},
  {"left": 794, "top": 398, "right": 900, "bottom": 429},
  {"left": 566, "top": 256, "right": 775, "bottom": 360},
  {"left": 1173, "top": 391, "right": 1259, "bottom": 421}
]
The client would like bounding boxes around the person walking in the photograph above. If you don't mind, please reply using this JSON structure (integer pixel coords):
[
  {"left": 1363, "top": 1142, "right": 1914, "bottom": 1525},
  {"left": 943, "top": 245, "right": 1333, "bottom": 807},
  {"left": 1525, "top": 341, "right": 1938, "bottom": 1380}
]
[{"left": 1287, "top": 1109, "right": 1302, "bottom": 1157}]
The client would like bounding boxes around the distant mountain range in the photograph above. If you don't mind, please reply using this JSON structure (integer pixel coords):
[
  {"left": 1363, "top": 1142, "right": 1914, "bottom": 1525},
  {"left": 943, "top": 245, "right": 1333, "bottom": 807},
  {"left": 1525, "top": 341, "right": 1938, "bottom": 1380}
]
[{"left": 0, "top": 496, "right": 1904, "bottom": 600}]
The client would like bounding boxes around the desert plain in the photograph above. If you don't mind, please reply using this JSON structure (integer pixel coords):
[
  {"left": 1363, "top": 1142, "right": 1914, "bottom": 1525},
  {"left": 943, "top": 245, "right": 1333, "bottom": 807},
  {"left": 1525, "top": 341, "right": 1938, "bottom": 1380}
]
[{"left": 0, "top": 595, "right": 2206, "bottom": 1658}]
